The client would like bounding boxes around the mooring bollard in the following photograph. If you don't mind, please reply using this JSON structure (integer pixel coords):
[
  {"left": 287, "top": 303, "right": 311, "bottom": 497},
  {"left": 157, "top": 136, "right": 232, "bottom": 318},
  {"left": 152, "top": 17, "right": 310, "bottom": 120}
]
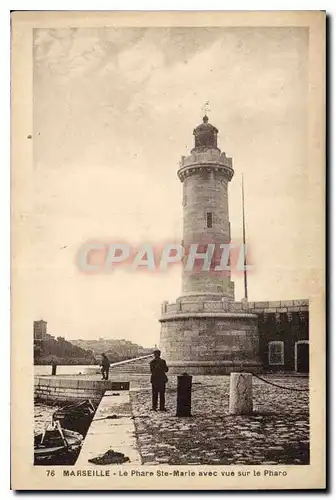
[
  {"left": 51, "top": 362, "right": 57, "bottom": 376},
  {"left": 176, "top": 373, "right": 192, "bottom": 417},
  {"left": 229, "top": 372, "right": 253, "bottom": 415}
]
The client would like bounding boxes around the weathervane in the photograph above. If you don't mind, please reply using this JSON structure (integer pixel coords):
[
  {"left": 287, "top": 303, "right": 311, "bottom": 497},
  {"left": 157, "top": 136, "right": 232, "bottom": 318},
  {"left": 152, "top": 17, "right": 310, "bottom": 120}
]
[{"left": 201, "top": 101, "right": 211, "bottom": 116}]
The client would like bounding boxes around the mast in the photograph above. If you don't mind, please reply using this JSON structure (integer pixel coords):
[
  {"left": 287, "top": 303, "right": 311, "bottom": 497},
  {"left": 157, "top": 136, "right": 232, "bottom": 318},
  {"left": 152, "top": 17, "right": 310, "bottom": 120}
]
[{"left": 242, "top": 174, "right": 248, "bottom": 301}]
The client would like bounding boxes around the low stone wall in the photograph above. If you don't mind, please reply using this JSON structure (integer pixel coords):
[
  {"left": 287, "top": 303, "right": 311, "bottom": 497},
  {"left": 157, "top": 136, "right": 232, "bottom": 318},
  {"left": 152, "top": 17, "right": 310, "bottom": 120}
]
[
  {"left": 161, "top": 298, "right": 309, "bottom": 318},
  {"left": 161, "top": 300, "right": 233, "bottom": 318},
  {"left": 247, "top": 299, "right": 309, "bottom": 314},
  {"left": 180, "top": 149, "right": 232, "bottom": 169},
  {"left": 34, "top": 377, "right": 129, "bottom": 404}
]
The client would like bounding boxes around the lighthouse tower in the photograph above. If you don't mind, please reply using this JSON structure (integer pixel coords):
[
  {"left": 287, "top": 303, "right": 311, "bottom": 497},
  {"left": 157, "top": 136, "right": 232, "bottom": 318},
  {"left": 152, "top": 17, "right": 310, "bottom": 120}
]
[
  {"left": 159, "top": 115, "right": 261, "bottom": 375},
  {"left": 179, "top": 115, "right": 235, "bottom": 302}
]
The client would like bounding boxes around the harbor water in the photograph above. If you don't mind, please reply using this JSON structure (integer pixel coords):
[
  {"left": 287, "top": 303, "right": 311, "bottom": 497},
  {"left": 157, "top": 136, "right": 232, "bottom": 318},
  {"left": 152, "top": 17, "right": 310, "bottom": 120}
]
[
  {"left": 34, "top": 402, "right": 60, "bottom": 435},
  {"left": 34, "top": 365, "right": 100, "bottom": 376}
]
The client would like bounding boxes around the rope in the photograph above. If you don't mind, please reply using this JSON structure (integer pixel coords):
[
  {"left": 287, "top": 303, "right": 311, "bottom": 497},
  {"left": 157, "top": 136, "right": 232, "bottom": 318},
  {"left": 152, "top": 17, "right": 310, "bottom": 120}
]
[
  {"left": 94, "top": 415, "right": 119, "bottom": 422},
  {"left": 253, "top": 373, "right": 309, "bottom": 392}
]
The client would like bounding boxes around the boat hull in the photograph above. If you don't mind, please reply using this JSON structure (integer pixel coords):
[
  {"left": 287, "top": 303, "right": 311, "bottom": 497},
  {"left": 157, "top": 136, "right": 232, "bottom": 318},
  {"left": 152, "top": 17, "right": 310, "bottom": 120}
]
[
  {"left": 34, "top": 428, "right": 83, "bottom": 466},
  {"left": 52, "top": 400, "right": 96, "bottom": 437}
]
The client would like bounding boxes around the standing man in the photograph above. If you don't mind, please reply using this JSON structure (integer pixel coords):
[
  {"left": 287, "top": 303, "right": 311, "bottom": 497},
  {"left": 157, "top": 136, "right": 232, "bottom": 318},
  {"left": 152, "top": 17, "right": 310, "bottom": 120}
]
[
  {"left": 150, "top": 349, "right": 168, "bottom": 411},
  {"left": 101, "top": 353, "right": 110, "bottom": 380}
]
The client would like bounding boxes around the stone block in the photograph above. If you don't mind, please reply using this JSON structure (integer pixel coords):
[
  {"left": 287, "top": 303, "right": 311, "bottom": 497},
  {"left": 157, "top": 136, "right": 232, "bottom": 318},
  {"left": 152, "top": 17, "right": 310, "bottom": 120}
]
[
  {"left": 182, "top": 302, "right": 201, "bottom": 312},
  {"left": 194, "top": 345, "right": 207, "bottom": 352},
  {"left": 52, "top": 378, "right": 64, "bottom": 388},
  {"left": 230, "top": 330, "right": 246, "bottom": 336},
  {"left": 161, "top": 302, "right": 168, "bottom": 313},
  {"left": 215, "top": 345, "right": 231, "bottom": 352},
  {"left": 252, "top": 308, "right": 266, "bottom": 314},
  {"left": 280, "top": 300, "right": 294, "bottom": 307},
  {"left": 233, "top": 302, "right": 243, "bottom": 311},
  {"left": 268, "top": 301, "right": 281, "bottom": 308},
  {"left": 229, "top": 373, "right": 253, "bottom": 415},
  {"left": 203, "top": 301, "right": 223, "bottom": 311},
  {"left": 254, "top": 301, "right": 269, "bottom": 308},
  {"left": 294, "top": 299, "right": 309, "bottom": 307},
  {"left": 166, "top": 304, "right": 178, "bottom": 314},
  {"left": 60, "top": 378, "right": 77, "bottom": 389}
]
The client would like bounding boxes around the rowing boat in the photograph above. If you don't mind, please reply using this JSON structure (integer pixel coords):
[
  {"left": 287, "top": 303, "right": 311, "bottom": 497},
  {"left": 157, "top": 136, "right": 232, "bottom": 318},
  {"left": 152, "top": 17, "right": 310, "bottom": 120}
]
[
  {"left": 34, "top": 420, "right": 83, "bottom": 465},
  {"left": 52, "top": 399, "right": 96, "bottom": 437}
]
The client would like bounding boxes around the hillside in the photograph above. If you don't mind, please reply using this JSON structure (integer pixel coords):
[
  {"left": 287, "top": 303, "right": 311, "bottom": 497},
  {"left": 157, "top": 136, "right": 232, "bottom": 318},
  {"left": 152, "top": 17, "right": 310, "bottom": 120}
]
[
  {"left": 71, "top": 338, "right": 155, "bottom": 363},
  {"left": 34, "top": 335, "right": 96, "bottom": 365}
]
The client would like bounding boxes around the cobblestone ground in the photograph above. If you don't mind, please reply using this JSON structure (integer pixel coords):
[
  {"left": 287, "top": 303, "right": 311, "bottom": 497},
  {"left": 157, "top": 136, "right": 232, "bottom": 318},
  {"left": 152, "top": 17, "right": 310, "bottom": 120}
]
[{"left": 130, "top": 375, "right": 309, "bottom": 466}]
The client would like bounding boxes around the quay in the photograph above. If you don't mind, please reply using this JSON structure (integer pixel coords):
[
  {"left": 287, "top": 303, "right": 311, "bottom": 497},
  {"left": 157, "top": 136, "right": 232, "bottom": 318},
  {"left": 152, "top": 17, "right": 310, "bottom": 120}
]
[
  {"left": 34, "top": 359, "right": 309, "bottom": 466},
  {"left": 34, "top": 376, "right": 130, "bottom": 404},
  {"left": 34, "top": 354, "right": 152, "bottom": 404},
  {"left": 76, "top": 389, "right": 141, "bottom": 466}
]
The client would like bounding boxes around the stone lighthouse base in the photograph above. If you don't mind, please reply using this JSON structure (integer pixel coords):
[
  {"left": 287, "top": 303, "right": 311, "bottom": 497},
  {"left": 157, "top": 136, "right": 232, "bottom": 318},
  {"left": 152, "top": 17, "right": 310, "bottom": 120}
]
[{"left": 159, "top": 306, "right": 262, "bottom": 375}]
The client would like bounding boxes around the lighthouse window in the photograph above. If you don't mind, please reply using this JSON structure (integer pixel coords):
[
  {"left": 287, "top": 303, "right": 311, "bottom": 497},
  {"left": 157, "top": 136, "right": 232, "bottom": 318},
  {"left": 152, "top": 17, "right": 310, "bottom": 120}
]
[
  {"left": 206, "top": 212, "right": 213, "bottom": 228},
  {"left": 268, "top": 341, "right": 284, "bottom": 366}
]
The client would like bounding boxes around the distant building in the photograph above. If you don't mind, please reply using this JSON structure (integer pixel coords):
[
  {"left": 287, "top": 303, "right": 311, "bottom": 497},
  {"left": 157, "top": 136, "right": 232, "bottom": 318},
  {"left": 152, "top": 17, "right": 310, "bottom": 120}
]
[
  {"left": 34, "top": 320, "right": 47, "bottom": 341},
  {"left": 33, "top": 320, "right": 48, "bottom": 362}
]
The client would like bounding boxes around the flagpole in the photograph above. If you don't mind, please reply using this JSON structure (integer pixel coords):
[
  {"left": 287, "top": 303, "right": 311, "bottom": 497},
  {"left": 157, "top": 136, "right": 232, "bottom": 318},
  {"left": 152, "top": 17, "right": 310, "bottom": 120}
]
[{"left": 242, "top": 174, "right": 248, "bottom": 301}]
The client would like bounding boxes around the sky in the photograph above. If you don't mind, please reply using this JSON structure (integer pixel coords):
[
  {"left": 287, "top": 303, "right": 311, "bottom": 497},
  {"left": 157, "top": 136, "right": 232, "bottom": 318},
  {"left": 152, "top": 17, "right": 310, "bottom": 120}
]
[{"left": 32, "top": 26, "right": 310, "bottom": 346}]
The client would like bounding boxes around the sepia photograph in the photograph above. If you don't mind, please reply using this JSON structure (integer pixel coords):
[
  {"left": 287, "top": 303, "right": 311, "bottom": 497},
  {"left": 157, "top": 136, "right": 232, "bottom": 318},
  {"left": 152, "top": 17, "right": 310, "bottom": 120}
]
[{"left": 11, "top": 10, "right": 325, "bottom": 490}]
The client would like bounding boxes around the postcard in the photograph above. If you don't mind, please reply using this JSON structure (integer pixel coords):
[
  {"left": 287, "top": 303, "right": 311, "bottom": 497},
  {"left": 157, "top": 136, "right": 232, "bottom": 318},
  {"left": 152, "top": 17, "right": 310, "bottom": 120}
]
[{"left": 11, "top": 10, "right": 326, "bottom": 490}]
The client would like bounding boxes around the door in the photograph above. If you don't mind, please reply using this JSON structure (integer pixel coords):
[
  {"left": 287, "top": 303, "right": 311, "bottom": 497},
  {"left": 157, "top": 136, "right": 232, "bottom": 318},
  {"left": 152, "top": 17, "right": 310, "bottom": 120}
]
[{"left": 296, "top": 342, "right": 309, "bottom": 373}]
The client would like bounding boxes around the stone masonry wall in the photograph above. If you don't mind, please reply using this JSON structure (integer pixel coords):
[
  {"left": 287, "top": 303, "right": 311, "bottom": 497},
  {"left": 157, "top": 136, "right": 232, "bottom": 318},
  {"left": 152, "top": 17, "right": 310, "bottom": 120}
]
[
  {"left": 253, "top": 301, "right": 309, "bottom": 372},
  {"left": 159, "top": 299, "right": 308, "bottom": 374},
  {"left": 34, "top": 377, "right": 127, "bottom": 404},
  {"left": 161, "top": 298, "right": 309, "bottom": 317},
  {"left": 247, "top": 299, "right": 309, "bottom": 314},
  {"left": 160, "top": 315, "right": 259, "bottom": 366},
  {"left": 181, "top": 166, "right": 234, "bottom": 299}
]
